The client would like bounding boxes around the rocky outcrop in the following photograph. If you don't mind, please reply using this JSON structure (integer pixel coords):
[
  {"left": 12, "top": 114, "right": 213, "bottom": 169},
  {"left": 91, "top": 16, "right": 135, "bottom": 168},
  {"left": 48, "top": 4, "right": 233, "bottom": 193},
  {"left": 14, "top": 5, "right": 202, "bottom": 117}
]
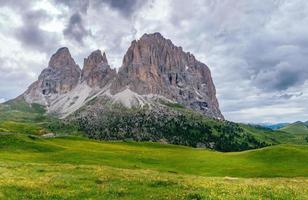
[
  {"left": 24, "top": 47, "right": 81, "bottom": 105},
  {"left": 42, "top": 47, "right": 81, "bottom": 94},
  {"left": 81, "top": 50, "right": 116, "bottom": 88},
  {"left": 21, "top": 32, "right": 223, "bottom": 119},
  {"left": 111, "top": 33, "right": 223, "bottom": 119}
]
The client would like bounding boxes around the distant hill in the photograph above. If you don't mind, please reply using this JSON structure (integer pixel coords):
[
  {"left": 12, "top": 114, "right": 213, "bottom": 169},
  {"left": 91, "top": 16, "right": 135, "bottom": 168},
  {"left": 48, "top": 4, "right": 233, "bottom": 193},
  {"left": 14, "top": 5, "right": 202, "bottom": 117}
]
[
  {"left": 258, "top": 123, "right": 290, "bottom": 130},
  {"left": 280, "top": 121, "right": 308, "bottom": 134},
  {"left": 241, "top": 123, "right": 308, "bottom": 145},
  {"left": 279, "top": 122, "right": 308, "bottom": 144}
]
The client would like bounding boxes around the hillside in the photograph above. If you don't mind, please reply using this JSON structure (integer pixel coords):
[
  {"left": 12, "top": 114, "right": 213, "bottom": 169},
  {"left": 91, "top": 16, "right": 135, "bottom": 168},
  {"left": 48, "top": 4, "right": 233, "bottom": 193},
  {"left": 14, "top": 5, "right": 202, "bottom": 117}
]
[
  {"left": 280, "top": 121, "right": 308, "bottom": 134},
  {"left": 279, "top": 122, "right": 308, "bottom": 144},
  {"left": 2, "top": 97, "right": 308, "bottom": 151},
  {"left": 1, "top": 97, "right": 271, "bottom": 152},
  {"left": 0, "top": 134, "right": 307, "bottom": 199},
  {"left": 241, "top": 124, "right": 308, "bottom": 145},
  {"left": 1, "top": 134, "right": 307, "bottom": 177},
  {"left": 0, "top": 99, "right": 80, "bottom": 136},
  {"left": 72, "top": 97, "right": 270, "bottom": 151},
  {"left": 258, "top": 123, "right": 290, "bottom": 130}
]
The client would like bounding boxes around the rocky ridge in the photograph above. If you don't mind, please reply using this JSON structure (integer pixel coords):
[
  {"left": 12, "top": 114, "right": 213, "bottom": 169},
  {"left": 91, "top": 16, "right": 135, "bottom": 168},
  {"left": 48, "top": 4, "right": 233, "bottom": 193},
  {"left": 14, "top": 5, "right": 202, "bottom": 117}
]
[
  {"left": 24, "top": 47, "right": 81, "bottom": 106},
  {"left": 81, "top": 50, "right": 116, "bottom": 88},
  {"left": 111, "top": 33, "right": 222, "bottom": 118},
  {"left": 22, "top": 33, "right": 224, "bottom": 119}
]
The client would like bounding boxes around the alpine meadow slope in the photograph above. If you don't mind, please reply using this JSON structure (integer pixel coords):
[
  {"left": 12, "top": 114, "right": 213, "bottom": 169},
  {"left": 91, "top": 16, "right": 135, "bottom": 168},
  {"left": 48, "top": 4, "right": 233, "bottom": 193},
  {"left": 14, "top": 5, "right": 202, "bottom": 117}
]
[{"left": 0, "top": 134, "right": 307, "bottom": 199}]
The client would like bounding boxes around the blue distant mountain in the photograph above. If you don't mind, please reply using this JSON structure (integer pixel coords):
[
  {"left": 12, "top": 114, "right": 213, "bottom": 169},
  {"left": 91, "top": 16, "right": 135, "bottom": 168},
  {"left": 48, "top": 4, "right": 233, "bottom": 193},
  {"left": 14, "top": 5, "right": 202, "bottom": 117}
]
[{"left": 258, "top": 123, "right": 290, "bottom": 130}]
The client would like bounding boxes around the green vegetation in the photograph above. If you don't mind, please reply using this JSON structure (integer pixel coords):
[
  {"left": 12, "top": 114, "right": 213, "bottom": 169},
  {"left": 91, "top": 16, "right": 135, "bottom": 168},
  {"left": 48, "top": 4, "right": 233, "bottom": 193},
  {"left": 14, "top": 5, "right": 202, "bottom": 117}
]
[
  {"left": 0, "top": 134, "right": 307, "bottom": 199},
  {"left": 2, "top": 97, "right": 307, "bottom": 152},
  {"left": 75, "top": 101, "right": 268, "bottom": 152},
  {"left": 241, "top": 124, "right": 308, "bottom": 145},
  {"left": 160, "top": 100, "right": 186, "bottom": 109},
  {"left": 279, "top": 122, "right": 308, "bottom": 143},
  {"left": 0, "top": 121, "right": 44, "bottom": 135},
  {"left": 0, "top": 98, "right": 82, "bottom": 136},
  {"left": 1, "top": 98, "right": 308, "bottom": 199},
  {"left": 239, "top": 122, "right": 308, "bottom": 145},
  {"left": 0, "top": 99, "right": 47, "bottom": 135},
  {"left": 2, "top": 97, "right": 46, "bottom": 114}
]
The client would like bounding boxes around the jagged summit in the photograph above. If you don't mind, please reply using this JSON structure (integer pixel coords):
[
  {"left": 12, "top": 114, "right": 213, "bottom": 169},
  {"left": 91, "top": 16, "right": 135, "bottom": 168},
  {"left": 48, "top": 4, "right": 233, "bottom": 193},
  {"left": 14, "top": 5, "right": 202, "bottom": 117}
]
[
  {"left": 85, "top": 49, "right": 108, "bottom": 65},
  {"left": 48, "top": 47, "right": 78, "bottom": 69},
  {"left": 19, "top": 33, "right": 223, "bottom": 119},
  {"left": 81, "top": 50, "right": 116, "bottom": 88},
  {"left": 23, "top": 47, "right": 81, "bottom": 106},
  {"left": 140, "top": 32, "right": 166, "bottom": 40}
]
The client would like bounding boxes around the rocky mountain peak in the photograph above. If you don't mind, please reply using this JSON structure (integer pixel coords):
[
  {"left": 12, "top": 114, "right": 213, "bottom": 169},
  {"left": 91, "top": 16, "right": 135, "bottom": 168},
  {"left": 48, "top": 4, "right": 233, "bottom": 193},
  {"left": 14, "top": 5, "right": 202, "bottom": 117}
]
[
  {"left": 23, "top": 47, "right": 81, "bottom": 105},
  {"left": 21, "top": 33, "right": 223, "bottom": 119},
  {"left": 140, "top": 32, "right": 165, "bottom": 41},
  {"left": 113, "top": 32, "right": 223, "bottom": 119},
  {"left": 81, "top": 50, "right": 116, "bottom": 88},
  {"left": 48, "top": 47, "right": 77, "bottom": 69},
  {"left": 85, "top": 49, "right": 108, "bottom": 66}
]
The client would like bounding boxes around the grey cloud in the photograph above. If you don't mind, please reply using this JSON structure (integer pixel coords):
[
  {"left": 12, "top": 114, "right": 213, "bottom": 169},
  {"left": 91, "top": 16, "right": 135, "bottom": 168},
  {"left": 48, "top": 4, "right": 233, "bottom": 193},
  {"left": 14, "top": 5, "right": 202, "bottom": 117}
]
[
  {"left": 14, "top": 9, "right": 60, "bottom": 53},
  {"left": 276, "top": 92, "right": 303, "bottom": 100},
  {"left": 53, "top": 0, "right": 89, "bottom": 14},
  {"left": 277, "top": 94, "right": 293, "bottom": 100},
  {"left": 54, "top": 0, "right": 146, "bottom": 17},
  {"left": 172, "top": 0, "right": 308, "bottom": 93},
  {"left": 0, "top": 0, "right": 34, "bottom": 9},
  {"left": 54, "top": 0, "right": 91, "bottom": 45},
  {"left": 0, "top": 1, "right": 62, "bottom": 53},
  {"left": 63, "top": 12, "right": 90, "bottom": 45},
  {"left": 157, "top": 0, "right": 308, "bottom": 122},
  {"left": 15, "top": 25, "right": 59, "bottom": 53},
  {"left": 0, "top": 1, "right": 60, "bottom": 54},
  {"left": 93, "top": 0, "right": 146, "bottom": 16},
  {"left": 252, "top": 61, "right": 306, "bottom": 91},
  {"left": 245, "top": 39, "right": 308, "bottom": 91},
  {"left": 0, "top": 56, "right": 41, "bottom": 100}
]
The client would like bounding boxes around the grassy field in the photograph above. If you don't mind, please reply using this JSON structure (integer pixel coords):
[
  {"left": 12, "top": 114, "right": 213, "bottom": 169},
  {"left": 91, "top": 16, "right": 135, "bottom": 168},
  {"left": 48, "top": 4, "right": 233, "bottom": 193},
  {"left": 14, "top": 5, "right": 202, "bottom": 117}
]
[
  {"left": 0, "top": 134, "right": 307, "bottom": 199},
  {"left": 241, "top": 123, "right": 308, "bottom": 145},
  {"left": 1, "top": 101, "right": 308, "bottom": 199}
]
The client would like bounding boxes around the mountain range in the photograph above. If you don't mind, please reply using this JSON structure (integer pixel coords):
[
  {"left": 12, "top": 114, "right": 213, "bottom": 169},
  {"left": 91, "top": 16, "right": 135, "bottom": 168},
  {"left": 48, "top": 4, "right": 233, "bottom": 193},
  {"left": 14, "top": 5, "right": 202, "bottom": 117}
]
[
  {"left": 257, "top": 123, "right": 290, "bottom": 130},
  {"left": 21, "top": 32, "right": 223, "bottom": 120}
]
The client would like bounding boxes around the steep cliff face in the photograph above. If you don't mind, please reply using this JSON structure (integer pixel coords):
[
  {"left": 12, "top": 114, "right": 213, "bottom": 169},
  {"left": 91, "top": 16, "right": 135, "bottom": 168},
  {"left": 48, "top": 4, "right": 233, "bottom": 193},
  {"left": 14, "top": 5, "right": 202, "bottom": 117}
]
[
  {"left": 24, "top": 47, "right": 81, "bottom": 105},
  {"left": 112, "top": 33, "right": 223, "bottom": 119},
  {"left": 20, "top": 32, "right": 223, "bottom": 119},
  {"left": 81, "top": 50, "right": 116, "bottom": 88}
]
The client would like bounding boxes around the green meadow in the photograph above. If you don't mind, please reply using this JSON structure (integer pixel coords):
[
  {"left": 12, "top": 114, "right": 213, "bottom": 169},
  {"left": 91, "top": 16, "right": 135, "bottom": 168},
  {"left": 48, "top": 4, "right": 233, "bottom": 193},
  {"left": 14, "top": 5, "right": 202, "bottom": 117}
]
[
  {"left": 0, "top": 134, "right": 307, "bottom": 199},
  {"left": 1, "top": 102, "right": 308, "bottom": 199}
]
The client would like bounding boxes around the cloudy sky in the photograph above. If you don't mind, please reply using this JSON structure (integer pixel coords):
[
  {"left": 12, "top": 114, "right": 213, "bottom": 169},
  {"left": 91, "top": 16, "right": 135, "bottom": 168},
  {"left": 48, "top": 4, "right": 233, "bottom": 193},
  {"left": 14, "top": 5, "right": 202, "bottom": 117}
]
[{"left": 0, "top": 0, "right": 308, "bottom": 123}]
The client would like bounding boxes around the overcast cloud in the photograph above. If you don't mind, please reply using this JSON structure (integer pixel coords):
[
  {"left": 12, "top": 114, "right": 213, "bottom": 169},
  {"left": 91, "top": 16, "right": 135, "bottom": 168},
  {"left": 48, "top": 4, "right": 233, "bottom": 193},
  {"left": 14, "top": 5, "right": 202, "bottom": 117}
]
[{"left": 0, "top": 0, "right": 308, "bottom": 123}]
